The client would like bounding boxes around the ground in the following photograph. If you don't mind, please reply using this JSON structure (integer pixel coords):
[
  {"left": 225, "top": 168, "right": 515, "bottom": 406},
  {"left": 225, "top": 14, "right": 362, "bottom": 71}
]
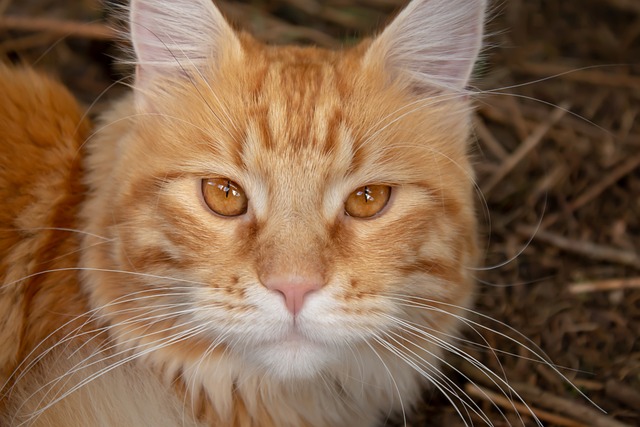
[{"left": 0, "top": 1, "right": 638, "bottom": 426}]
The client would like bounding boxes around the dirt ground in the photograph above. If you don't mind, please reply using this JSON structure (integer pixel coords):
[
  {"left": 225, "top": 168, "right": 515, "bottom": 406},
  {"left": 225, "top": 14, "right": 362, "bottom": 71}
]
[{"left": 1, "top": 1, "right": 638, "bottom": 426}]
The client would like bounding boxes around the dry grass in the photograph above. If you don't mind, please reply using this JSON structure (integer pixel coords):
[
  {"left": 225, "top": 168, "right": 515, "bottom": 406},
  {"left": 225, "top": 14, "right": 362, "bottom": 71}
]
[{"left": 1, "top": 0, "right": 638, "bottom": 425}]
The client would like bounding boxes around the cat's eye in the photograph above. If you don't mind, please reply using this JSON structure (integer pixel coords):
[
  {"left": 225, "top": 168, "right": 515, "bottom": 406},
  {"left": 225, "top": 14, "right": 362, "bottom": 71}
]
[
  {"left": 344, "top": 185, "right": 391, "bottom": 218},
  {"left": 202, "top": 178, "right": 248, "bottom": 217}
]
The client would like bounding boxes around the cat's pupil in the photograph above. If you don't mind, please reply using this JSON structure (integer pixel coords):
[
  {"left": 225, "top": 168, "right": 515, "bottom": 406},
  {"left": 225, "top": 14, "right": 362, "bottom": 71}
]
[
  {"left": 223, "top": 180, "right": 230, "bottom": 198},
  {"left": 364, "top": 186, "right": 372, "bottom": 203},
  {"left": 201, "top": 178, "right": 248, "bottom": 217},
  {"left": 345, "top": 185, "right": 391, "bottom": 218}
]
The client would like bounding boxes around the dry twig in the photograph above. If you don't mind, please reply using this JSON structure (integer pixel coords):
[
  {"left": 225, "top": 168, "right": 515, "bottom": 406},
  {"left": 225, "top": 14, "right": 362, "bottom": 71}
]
[
  {"left": 517, "top": 225, "right": 640, "bottom": 269},
  {"left": 482, "top": 102, "right": 570, "bottom": 194},
  {"left": 543, "top": 152, "right": 640, "bottom": 228},
  {"left": 0, "top": 16, "right": 115, "bottom": 40},
  {"left": 512, "top": 382, "right": 633, "bottom": 427},
  {"left": 465, "top": 383, "right": 587, "bottom": 427},
  {"left": 570, "top": 277, "right": 640, "bottom": 294}
]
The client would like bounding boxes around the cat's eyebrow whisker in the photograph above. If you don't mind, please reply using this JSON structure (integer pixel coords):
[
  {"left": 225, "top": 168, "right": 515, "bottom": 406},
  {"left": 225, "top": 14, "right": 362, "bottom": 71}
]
[
  {"left": 468, "top": 192, "right": 546, "bottom": 272},
  {"left": 72, "top": 75, "right": 131, "bottom": 148},
  {"left": 476, "top": 63, "right": 628, "bottom": 100},
  {"left": 358, "top": 91, "right": 467, "bottom": 152},
  {"left": 476, "top": 91, "right": 609, "bottom": 136},
  {"left": 372, "top": 138, "right": 491, "bottom": 237}
]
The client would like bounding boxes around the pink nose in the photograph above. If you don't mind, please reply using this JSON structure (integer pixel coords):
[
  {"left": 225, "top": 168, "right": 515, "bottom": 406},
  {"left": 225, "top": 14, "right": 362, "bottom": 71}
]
[{"left": 263, "top": 275, "right": 322, "bottom": 316}]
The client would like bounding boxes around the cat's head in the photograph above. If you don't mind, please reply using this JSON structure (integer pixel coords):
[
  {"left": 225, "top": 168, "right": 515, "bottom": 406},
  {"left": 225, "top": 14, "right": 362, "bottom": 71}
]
[{"left": 82, "top": 0, "right": 485, "bottom": 381}]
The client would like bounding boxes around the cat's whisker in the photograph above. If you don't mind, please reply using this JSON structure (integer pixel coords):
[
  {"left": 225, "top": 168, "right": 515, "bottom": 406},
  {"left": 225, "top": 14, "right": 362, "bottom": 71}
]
[
  {"left": 20, "top": 321, "right": 212, "bottom": 426},
  {"left": 183, "top": 330, "right": 231, "bottom": 420},
  {"left": 372, "top": 335, "right": 479, "bottom": 427},
  {"left": 75, "top": 304, "right": 199, "bottom": 354},
  {"left": 381, "top": 316, "right": 538, "bottom": 426},
  {"left": 0, "top": 227, "right": 112, "bottom": 241},
  {"left": 40, "top": 239, "right": 112, "bottom": 265},
  {"left": 25, "top": 316, "right": 211, "bottom": 405},
  {"left": 6, "top": 303, "right": 196, "bottom": 399},
  {"left": 398, "top": 313, "right": 577, "bottom": 372},
  {"left": 1, "top": 266, "right": 213, "bottom": 290},
  {"left": 471, "top": 274, "right": 555, "bottom": 288},
  {"left": 380, "top": 292, "right": 603, "bottom": 411},
  {"left": 5, "top": 288, "right": 197, "bottom": 392},
  {"left": 386, "top": 330, "right": 503, "bottom": 427},
  {"left": 362, "top": 338, "right": 408, "bottom": 427}
]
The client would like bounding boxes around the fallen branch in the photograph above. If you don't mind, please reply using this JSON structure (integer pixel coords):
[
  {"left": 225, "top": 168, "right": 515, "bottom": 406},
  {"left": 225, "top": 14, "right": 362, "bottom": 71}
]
[
  {"left": 597, "top": 0, "right": 640, "bottom": 14},
  {"left": 465, "top": 383, "right": 587, "bottom": 427},
  {"left": 0, "top": 16, "right": 116, "bottom": 40},
  {"left": 543, "top": 152, "right": 640, "bottom": 228},
  {"left": 513, "top": 381, "right": 632, "bottom": 427},
  {"left": 569, "top": 277, "right": 640, "bottom": 294},
  {"left": 473, "top": 115, "right": 509, "bottom": 160},
  {"left": 605, "top": 379, "right": 640, "bottom": 410},
  {"left": 482, "top": 102, "right": 570, "bottom": 194},
  {"left": 517, "top": 225, "right": 640, "bottom": 269}
]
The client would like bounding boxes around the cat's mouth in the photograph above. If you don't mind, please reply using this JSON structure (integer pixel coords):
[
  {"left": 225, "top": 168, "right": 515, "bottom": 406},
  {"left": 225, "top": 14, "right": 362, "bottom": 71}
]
[{"left": 232, "top": 322, "right": 340, "bottom": 379}]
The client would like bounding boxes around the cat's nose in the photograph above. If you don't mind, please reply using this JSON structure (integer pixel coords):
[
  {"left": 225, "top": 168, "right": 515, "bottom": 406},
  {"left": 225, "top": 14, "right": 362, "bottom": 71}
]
[{"left": 263, "top": 275, "right": 322, "bottom": 316}]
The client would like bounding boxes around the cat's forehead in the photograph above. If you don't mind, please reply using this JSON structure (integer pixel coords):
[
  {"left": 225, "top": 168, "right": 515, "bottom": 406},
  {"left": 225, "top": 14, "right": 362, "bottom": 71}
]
[
  {"left": 239, "top": 44, "right": 358, "bottom": 141},
  {"left": 216, "top": 44, "right": 365, "bottom": 178}
]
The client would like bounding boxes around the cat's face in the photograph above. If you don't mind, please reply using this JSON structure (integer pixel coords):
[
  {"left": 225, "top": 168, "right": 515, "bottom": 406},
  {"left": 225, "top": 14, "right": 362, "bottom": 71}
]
[{"left": 82, "top": 0, "right": 484, "bottom": 381}]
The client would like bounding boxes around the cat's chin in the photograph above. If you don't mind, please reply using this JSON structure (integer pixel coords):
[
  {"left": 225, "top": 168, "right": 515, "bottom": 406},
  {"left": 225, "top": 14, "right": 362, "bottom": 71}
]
[{"left": 247, "top": 335, "right": 337, "bottom": 380}]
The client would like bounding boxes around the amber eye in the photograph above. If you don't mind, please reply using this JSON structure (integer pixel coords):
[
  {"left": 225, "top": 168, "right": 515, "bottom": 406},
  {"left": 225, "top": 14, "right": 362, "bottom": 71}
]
[
  {"left": 344, "top": 185, "right": 391, "bottom": 218},
  {"left": 201, "top": 178, "right": 248, "bottom": 217}
]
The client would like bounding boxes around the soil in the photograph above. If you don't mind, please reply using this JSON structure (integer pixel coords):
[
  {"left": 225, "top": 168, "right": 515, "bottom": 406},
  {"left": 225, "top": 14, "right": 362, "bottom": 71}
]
[{"left": 1, "top": 1, "right": 638, "bottom": 426}]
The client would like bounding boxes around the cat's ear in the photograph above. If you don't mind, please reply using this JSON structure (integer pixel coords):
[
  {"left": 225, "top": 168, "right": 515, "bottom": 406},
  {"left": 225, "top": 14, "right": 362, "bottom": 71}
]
[
  {"left": 129, "top": 0, "right": 241, "bottom": 99},
  {"left": 365, "top": 0, "right": 486, "bottom": 92}
]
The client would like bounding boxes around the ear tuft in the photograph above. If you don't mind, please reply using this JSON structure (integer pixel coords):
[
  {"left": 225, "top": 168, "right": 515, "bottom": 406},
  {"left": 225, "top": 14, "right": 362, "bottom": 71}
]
[
  {"left": 366, "top": 0, "right": 487, "bottom": 92},
  {"left": 129, "top": 0, "right": 241, "bottom": 98}
]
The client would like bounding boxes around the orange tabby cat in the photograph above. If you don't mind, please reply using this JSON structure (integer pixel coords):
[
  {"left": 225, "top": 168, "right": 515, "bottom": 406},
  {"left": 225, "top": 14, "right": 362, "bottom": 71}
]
[{"left": 0, "top": 0, "right": 485, "bottom": 425}]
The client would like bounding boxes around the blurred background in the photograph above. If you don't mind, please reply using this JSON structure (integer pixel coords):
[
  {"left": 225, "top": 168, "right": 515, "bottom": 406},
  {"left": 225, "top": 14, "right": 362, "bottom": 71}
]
[{"left": 1, "top": 1, "right": 638, "bottom": 425}]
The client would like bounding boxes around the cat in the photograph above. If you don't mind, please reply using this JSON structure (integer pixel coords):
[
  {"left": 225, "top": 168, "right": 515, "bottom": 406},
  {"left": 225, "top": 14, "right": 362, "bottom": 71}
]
[{"left": 0, "top": 0, "right": 486, "bottom": 425}]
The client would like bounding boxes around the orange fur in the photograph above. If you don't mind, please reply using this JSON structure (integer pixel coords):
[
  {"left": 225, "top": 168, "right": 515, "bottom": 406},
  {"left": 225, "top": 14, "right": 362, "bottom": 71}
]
[{"left": 1, "top": 0, "right": 485, "bottom": 425}]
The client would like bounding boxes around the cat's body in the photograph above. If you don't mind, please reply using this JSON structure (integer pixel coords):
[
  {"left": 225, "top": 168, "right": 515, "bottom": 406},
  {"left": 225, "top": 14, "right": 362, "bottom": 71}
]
[{"left": 1, "top": 0, "right": 485, "bottom": 425}]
